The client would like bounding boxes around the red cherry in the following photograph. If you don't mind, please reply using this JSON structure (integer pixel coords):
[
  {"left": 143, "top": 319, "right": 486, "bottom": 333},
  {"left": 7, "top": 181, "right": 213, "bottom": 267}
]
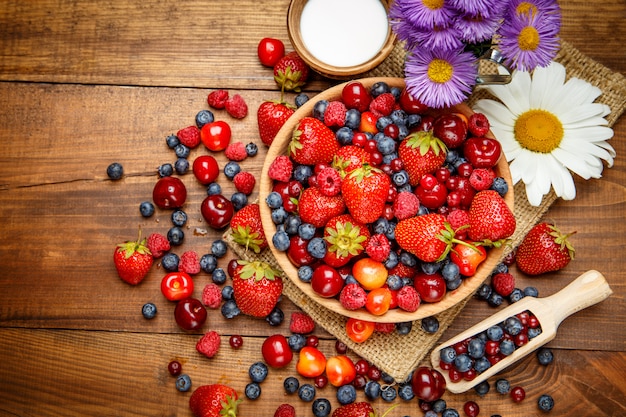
[
  {"left": 464, "top": 401, "right": 480, "bottom": 417},
  {"left": 433, "top": 113, "right": 468, "bottom": 148},
  {"left": 415, "top": 182, "right": 448, "bottom": 210},
  {"left": 174, "top": 297, "right": 207, "bottom": 331},
  {"left": 229, "top": 335, "right": 244, "bottom": 349},
  {"left": 511, "top": 386, "right": 526, "bottom": 402},
  {"left": 257, "top": 37, "right": 285, "bottom": 67},
  {"left": 201, "top": 120, "right": 232, "bottom": 152},
  {"left": 463, "top": 136, "right": 502, "bottom": 168},
  {"left": 399, "top": 88, "right": 428, "bottom": 114},
  {"left": 200, "top": 194, "right": 234, "bottom": 229},
  {"left": 153, "top": 176, "right": 187, "bottom": 209},
  {"left": 414, "top": 273, "right": 447, "bottom": 303},
  {"left": 262, "top": 334, "right": 293, "bottom": 368},
  {"left": 192, "top": 155, "right": 220, "bottom": 185},
  {"left": 287, "top": 236, "right": 316, "bottom": 267},
  {"left": 342, "top": 81, "right": 372, "bottom": 112},
  {"left": 411, "top": 366, "right": 447, "bottom": 402},
  {"left": 311, "top": 265, "right": 344, "bottom": 298}
]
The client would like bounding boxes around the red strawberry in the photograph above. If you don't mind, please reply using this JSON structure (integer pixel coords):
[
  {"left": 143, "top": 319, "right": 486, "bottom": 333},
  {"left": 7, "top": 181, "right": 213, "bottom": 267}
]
[
  {"left": 398, "top": 130, "right": 448, "bottom": 186},
  {"left": 298, "top": 186, "right": 346, "bottom": 228},
  {"left": 468, "top": 190, "right": 516, "bottom": 243},
  {"left": 273, "top": 51, "right": 310, "bottom": 92},
  {"left": 289, "top": 311, "right": 316, "bottom": 334},
  {"left": 332, "top": 145, "right": 372, "bottom": 177},
  {"left": 113, "top": 231, "right": 153, "bottom": 285},
  {"left": 257, "top": 100, "right": 295, "bottom": 146},
  {"left": 515, "top": 222, "right": 576, "bottom": 275},
  {"left": 230, "top": 203, "right": 268, "bottom": 254},
  {"left": 231, "top": 260, "right": 283, "bottom": 318},
  {"left": 189, "top": 384, "right": 240, "bottom": 417},
  {"left": 331, "top": 401, "right": 374, "bottom": 417},
  {"left": 322, "top": 214, "right": 370, "bottom": 267},
  {"left": 289, "top": 117, "right": 340, "bottom": 166},
  {"left": 395, "top": 213, "right": 460, "bottom": 263},
  {"left": 341, "top": 164, "right": 391, "bottom": 224}
]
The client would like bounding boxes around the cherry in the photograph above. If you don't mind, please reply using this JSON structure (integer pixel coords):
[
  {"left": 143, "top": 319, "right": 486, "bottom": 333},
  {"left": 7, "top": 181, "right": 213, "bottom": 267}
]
[
  {"left": 415, "top": 182, "right": 448, "bottom": 210},
  {"left": 341, "top": 81, "right": 371, "bottom": 112},
  {"left": 201, "top": 120, "right": 232, "bottom": 152},
  {"left": 261, "top": 334, "right": 293, "bottom": 368},
  {"left": 311, "top": 264, "right": 344, "bottom": 298},
  {"left": 383, "top": 123, "right": 399, "bottom": 139},
  {"left": 399, "top": 88, "right": 428, "bottom": 114},
  {"left": 200, "top": 194, "right": 234, "bottom": 229},
  {"left": 174, "top": 297, "right": 207, "bottom": 331},
  {"left": 335, "top": 340, "right": 348, "bottom": 354},
  {"left": 411, "top": 366, "right": 446, "bottom": 402},
  {"left": 153, "top": 176, "right": 187, "bottom": 209},
  {"left": 287, "top": 236, "right": 315, "bottom": 267},
  {"left": 433, "top": 113, "right": 468, "bottom": 148},
  {"left": 354, "top": 359, "right": 370, "bottom": 375},
  {"left": 192, "top": 155, "right": 220, "bottom": 185},
  {"left": 463, "top": 136, "right": 502, "bottom": 168}
]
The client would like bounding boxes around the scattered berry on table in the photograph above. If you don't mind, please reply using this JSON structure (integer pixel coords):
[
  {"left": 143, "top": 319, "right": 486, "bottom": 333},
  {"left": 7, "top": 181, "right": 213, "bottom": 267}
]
[
  {"left": 289, "top": 311, "right": 315, "bottom": 334},
  {"left": 224, "top": 141, "right": 248, "bottom": 161},
  {"left": 174, "top": 158, "right": 189, "bottom": 175},
  {"left": 273, "top": 51, "right": 309, "bottom": 92},
  {"left": 537, "top": 347, "right": 554, "bottom": 365},
  {"left": 233, "top": 171, "right": 256, "bottom": 195},
  {"left": 491, "top": 272, "right": 516, "bottom": 297},
  {"left": 336, "top": 384, "right": 357, "bottom": 405},
  {"left": 381, "top": 385, "right": 397, "bottom": 402},
  {"left": 206, "top": 182, "right": 222, "bottom": 196},
  {"left": 167, "top": 226, "right": 185, "bottom": 246},
  {"left": 161, "top": 252, "right": 179, "bottom": 272},
  {"left": 248, "top": 361, "right": 269, "bottom": 383},
  {"left": 139, "top": 201, "right": 155, "bottom": 217},
  {"left": 223, "top": 161, "right": 241, "bottom": 180},
  {"left": 537, "top": 394, "right": 555, "bottom": 412},
  {"left": 195, "top": 109, "right": 214, "bottom": 128},
  {"left": 175, "top": 374, "right": 192, "bottom": 392},
  {"left": 179, "top": 250, "right": 200, "bottom": 275},
  {"left": 141, "top": 302, "right": 157, "bottom": 319},
  {"left": 221, "top": 285, "right": 234, "bottom": 300},
  {"left": 212, "top": 267, "right": 227, "bottom": 285},
  {"left": 245, "top": 141, "right": 258, "bottom": 157},
  {"left": 207, "top": 89, "right": 229, "bottom": 109},
  {"left": 113, "top": 232, "right": 153, "bottom": 285},
  {"left": 158, "top": 163, "right": 174, "bottom": 177},
  {"left": 199, "top": 253, "right": 217, "bottom": 273},
  {"left": 274, "top": 403, "right": 296, "bottom": 417},
  {"left": 511, "top": 386, "right": 526, "bottom": 402},
  {"left": 201, "top": 283, "right": 222, "bottom": 309},
  {"left": 420, "top": 316, "right": 439, "bottom": 333},
  {"left": 196, "top": 330, "right": 221, "bottom": 359},
  {"left": 266, "top": 306, "right": 284, "bottom": 326},
  {"left": 106, "top": 162, "right": 123, "bottom": 180},
  {"left": 288, "top": 334, "right": 307, "bottom": 351},
  {"left": 146, "top": 232, "right": 170, "bottom": 258},
  {"left": 229, "top": 334, "right": 243, "bottom": 349},
  {"left": 474, "top": 380, "right": 490, "bottom": 397},
  {"left": 171, "top": 209, "right": 187, "bottom": 227},
  {"left": 221, "top": 299, "right": 240, "bottom": 319},
  {"left": 257, "top": 37, "right": 285, "bottom": 67},
  {"left": 167, "top": 360, "right": 182, "bottom": 376},
  {"left": 176, "top": 125, "right": 201, "bottom": 148},
  {"left": 174, "top": 143, "right": 190, "bottom": 159},
  {"left": 312, "top": 398, "right": 331, "bottom": 417},
  {"left": 210, "top": 239, "right": 228, "bottom": 257},
  {"left": 244, "top": 382, "right": 261, "bottom": 400},
  {"left": 295, "top": 93, "right": 309, "bottom": 108},
  {"left": 166, "top": 134, "right": 179, "bottom": 149},
  {"left": 298, "top": 383, "right": 316, "bottom": 402},
  {"left": 283, "top": 376, "right": 300, "bottom": 394},
  {"left": 230, "top": 192, "right": 248, "bottom": 211},
  {"left": 225, "top": 94, "right": 248, "bottom": 119}
]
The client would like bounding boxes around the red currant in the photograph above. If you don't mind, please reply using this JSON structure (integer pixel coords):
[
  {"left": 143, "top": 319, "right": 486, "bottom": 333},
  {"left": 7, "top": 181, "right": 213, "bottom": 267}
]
[
  {"left": 229, "top": 335, "right": 244, "bottom": 349},
  {"left": 463, "top": 400, "right": 480, "bottom": 417},
  {"left": 168, "top": 360, "right": 182, "bottom": 376},
  {"left": 511, "top": 386, "right": 526, "bottom": 402},
  {"left": 306, "top": 335, "right": 319, "bottom": 348}
]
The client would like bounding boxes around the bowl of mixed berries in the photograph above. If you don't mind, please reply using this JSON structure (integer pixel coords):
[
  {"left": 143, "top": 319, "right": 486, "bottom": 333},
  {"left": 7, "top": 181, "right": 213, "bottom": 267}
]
[{"left": 259, "top": 77, "right": 515, "bottom": 323}]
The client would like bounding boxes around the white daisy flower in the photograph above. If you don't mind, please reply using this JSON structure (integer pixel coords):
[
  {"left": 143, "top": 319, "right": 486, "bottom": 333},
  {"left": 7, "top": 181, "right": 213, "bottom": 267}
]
[{"left": 473, "top": 61, "right": 615, "bottom": 206}]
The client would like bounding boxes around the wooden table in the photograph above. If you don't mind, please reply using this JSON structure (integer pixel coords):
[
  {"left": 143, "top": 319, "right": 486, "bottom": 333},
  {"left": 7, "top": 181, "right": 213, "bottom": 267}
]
[{"left": 1, "top": 1, "right": 624, "bottom": 416}]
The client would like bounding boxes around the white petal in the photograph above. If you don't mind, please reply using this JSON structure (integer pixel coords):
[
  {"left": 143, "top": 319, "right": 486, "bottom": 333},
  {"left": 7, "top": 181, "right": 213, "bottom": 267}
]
[
  {"left": 559, "top": 103, "right": 611, "bottom": 126},
  {"left": 564, "top": 125, "right": 614, "bottom": 143},
  {"left": 473, "top": 99, "right": 516, "bottom": 127},
  {"left": 524, "top": 179, "right": 547, "bottom": 206},
  {"left": 532, "top": 62, "right": 566, "bottom": 109}
]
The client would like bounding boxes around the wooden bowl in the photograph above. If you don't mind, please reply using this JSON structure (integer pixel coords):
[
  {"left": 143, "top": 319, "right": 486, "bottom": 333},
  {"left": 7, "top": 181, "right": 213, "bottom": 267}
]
[
  {"left": 287, "top": 0, "right": 396, "bottom": 78},
  {"left": 259, "top": 77, "right": 514, "bottom": 323}
]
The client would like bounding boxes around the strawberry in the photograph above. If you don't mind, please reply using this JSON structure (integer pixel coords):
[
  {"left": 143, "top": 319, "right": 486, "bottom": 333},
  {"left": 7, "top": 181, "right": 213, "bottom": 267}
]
[
  {"left": 231, "top": 260, "right": 283, "bottom": 318},
  {"left": 395, "top": 213, "right": 464, "bottom": 263},
  {"left": 398, "top": 130, "right": 448, "bottom": 186},
  {"left": 257, "top": 100, "right": 295, "bottom": 146},
  {"left": 515, "top": 222, "right": 576, "bottom": 275},
  {"left": 289, "top": 117, "right": 340, "bottom": 166},
  {"left": 113, "top": 231, "right": 153, "bottom": 285},
  {"left": 467, "top": 190, "right": 516, "bottom": 243},
  {"left": 322, "top": 214, "right": 370, "bottom": 267},
  {"left": 230, "top": 203, "right": 268, "bottom": 253},
  {"left": 341, "top": 164, "right": 391, "bottom": 224},
  {"left": 332, "top": 145, "right": 372, "bottom": 177},
  {"left": 331, "top": 402, "right": 374, "bottom": 417},
  {"left": 189, "top": 383, "right": 240, "bottom": 417},
  {"left": 298, "top": 186, "right": 346, "bottom": 228},
  {"left": 273, "top": 51, "right": 310, "bottom": 92}
]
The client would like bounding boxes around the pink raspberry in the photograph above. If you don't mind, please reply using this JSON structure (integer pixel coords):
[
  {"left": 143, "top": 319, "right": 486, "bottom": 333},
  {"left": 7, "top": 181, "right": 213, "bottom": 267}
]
[
  {"left": 224, "top": 141, "right": 248, "bottom": 161},
  {"left": 468, "top": 112, "right": 490, "bottom": 137},
  {"left": 393, "top": 191, "right": 420, "bottom": 220},
  {"left": 397, "top": 285, "right": 421, "bottom": 312},
  {"left": 196, "top": 330, "right": 221, "bottom": 358},
  {"left": 202, "top": 283, "right": 223, "bottom": 309},
  {"left": 146, "top": 233, "right": 170, "bottom": 259},
  {"left": 447, "top": 209, "right": 470, "bottom": 239},
  {"left": 369, "top": 93, "right": 396, "bottom": 117},
  {"left": 289, "top": 311, "right": 316, "bottom": 334},
  {"left": 268, "top": 155, "right": 293, "bottom": 183},
  {"left": 176, "top": 126, "right": 201, "bottom": 148},
  {"left": 207, "top": 89, "right": 229, "bottom": 109},
  {"left": 365, "top": 234, "right": 391, "bottom": 262},
  {"left": 469, "top": 168, "right": 495, "bottom": 191},
  {"left": 316, "top": 167, "right": 342, "bottom": 196},
  {"left": 323, "top": 100, "right": 347, "bottom": 128},
  {"left": 374, "top": 322, "right": 395, "bottom": 334},
  {"left": 492, "top": 272, "right": 516, "bottom": 297},
  {"left": 179, "top": 250, "right": 200, "bottom": 275},
  {"left": 339, "top": 283, "right": 367, "bottom": 310},
  {"left": 233, "top": 171, "right": 256, "bottom": 195},
  {"left": 225, "top": 94, "right": 248, "bottom": 119}
]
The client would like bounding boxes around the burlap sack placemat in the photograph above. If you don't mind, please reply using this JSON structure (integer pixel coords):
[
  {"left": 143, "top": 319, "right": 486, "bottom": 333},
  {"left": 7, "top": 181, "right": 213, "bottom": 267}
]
[{"left": 226, "top": 40, "right": 626, "bottom": 382}]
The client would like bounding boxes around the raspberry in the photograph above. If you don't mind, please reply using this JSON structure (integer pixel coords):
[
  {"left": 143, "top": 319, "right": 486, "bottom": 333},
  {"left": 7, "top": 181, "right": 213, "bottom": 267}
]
[
  {"left": 374, "top": 322, "right": 395, "bottom": 334},
  {"left": 339, "top": 283, "right": 367, "bottom": 310},
  {"left": 469, "top": 168, "right": 495, "bottom": 191},
  {"left": 179, "top": 250, "right": 201, "bottom": 275},
  {"left": 274, "top": 404, "right": 296, "bottom": 417},
  {"left": 202, "top": 283, "right": 222, "bottom": 309},
  {"left": 268, "top": 155, "right": 293, "bottom": 183},
  {"left": 196, "top": 330, "right": 221, "bottom": 358},
  {"left": 492, "top": 272, "right": 516, "bottom": 297},
  {"left": 369, "top": 93, "right": 396, "bottom": 117},
  {"left": 388, "top": 262, "right": 417, "bottom": 279},
  {"left": 468, "top": 112, "right": 490, "bottom": 137},
  {"left": 233, "top": 171, "right": 256, "bottom": 195},
  {"left": 289, "top": 311, "right": 316, "bottom": 334},
  {"left": 397, "top": 285, "right": 421, "bottom": 312},
  {"left": 224, "top": 141, "right": 248, "bottom": 161},
  {"left": 225, "top": 94, "right": 248, "bottom": 119},
  {"left": 207, "top": 89, "right": 229, "bottom": 109},
  {"left": 365, "top": 234, "right": 391, "bottom": 262},
  {"left": 447, "top": 209, "right": 470, "bottom": 239},
  {"left": 323, "top": 100, "right": 347, "bottom": 128},
  {"left": 316, "top": 167, "right": 342, "bottom": 196},
  {"left": 146, "top": 233, "right": 170, "bottom": 259},
  {"left": 393, "top": 191, "right": 420, "bottom": 220},
  {"left": 176, "top": 126, "right": 201, "bottom": 148}
]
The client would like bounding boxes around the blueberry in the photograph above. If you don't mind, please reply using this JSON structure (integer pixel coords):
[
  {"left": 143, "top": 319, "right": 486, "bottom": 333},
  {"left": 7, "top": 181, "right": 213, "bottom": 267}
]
[
  {"left": 312, "top": 100, "right": 328, "bottom": 121},
  {"left": 376, "top": 116, "right": 393, "bottom": 132},
  {"left": 106, "top": 162, "right": 124, "bottom": 180},
  {"left": 442, "top": 408, "right": 460, "bottom": 417},
  {"left": 200, "top": 254, "right": 217, "bottom": 274},
  {"left": 499, "top": 339, "right": 515, "bottom": 356},
  {"left": 399, "top": 251, "right": 417, "bottom": 267},
  {"left": 221, "top": 285, "right": 234, "bottom": 300},
  {"left": 175, "top": 374, "right": 192, "bottom": 392},
  {"left": 139, "top": 201, "right": 155, "bottom": 217},
  {"left": 293, "top": 165, "right": 314, "bottom": 182},
  {"left": 336, "top": 126, "right": 354, "bottom": 145},
  {"left": 432, "top": 399, "right": 447, "bottom": 413},
  {"left": 345, "top": 109, "right": 361, "bottom": 130},
  {"left": 206, "top": 182, "right": 222, "bottom": 196},
  {"left": 382, "top": 152, "right": 398, "bottom": 165},
  {"left": 166, "top": 134, "right": 180, "bottom": 149},
  {"left": 370, "top": 81, "right": 390, "bottom": 97},
  {"left": 174, "top": 143, "right": 190, "bottom": 159},
  {"left": 487, "top": 291, "right": 504, "bottom": 307},
  {"left": 231, "top": 192, "right": 248, "bottom": 211},
  {"left": 421, "top": 316, "right": 440, "bottom": 334},
  {"left": 307, "top": 237, "right": 327, "bottom": 259},
  {"left": 312, "top": 398, "right": 331, "bottom": 417},
  {"left": 344, "top": 274, "right": 358, "bottom": 285},
  {"left": 372, "top": 218, "right": 389, "bottom": 235},
  {"left": 245, "top": 382, "right": 261, "bottom": 400},
  {"left": 223, "top": 161, "right": 241, "bottom": 180},
  {"left": 265, "top": 191, "right": 283, "bottom": 209},
  {"left": 537, "top": 394, "right": 554, "bottom": 412},
  {"left": 298, "top": 223, "right": 316, "bottom": 240},
  {"left": 392, "top": 170, "right": 409, "bottom": 187},
  {"left": 383, "top": 250, "right": 398, "bottom": 269},
  {"left": 336, "top": 384, "right": 356, "bottom": 405},
  {"left": 386, "top": 274, "right": 403, "bottom": 291},
  {"left": 476, "top": 283, "right": 492, "bottom": 300},
  {"left": 295, "top": 93, "right": 310, "bottom": 108},
  {"left": 297, "top": 265, "right": 313, "bottom": 283},
  {"left": 495, "top": 378, "right": 510, "bottom": 394},
  {"left": 161, "top": 253, "right": 179, "bottom": 272},
  {"left": 524, "top": 286, "right": 539, "bottom": 297},
  {"left": 272, "top": 230, "right": 290, "bottom": 251},
  {"left": 424, "top": 412, "right": 438, "bottom": 417},
  {"left": 174, "top": 158, "right": 189, "bottom": 175},
  {"left": 170, "top": 209, "right": 187, "bottom": 227},
  {"left": 377, "top": 136, "right": 396, "bottom": 155},
  {"left": 142, "top": 302, "right": 157, "bottom": 319},
  {"left": 528, "top": 326, "right": 542, "bottom": 339},
  {"left": 210, "top": 239, "right": 228, "bottom": 258},
  {"left": 364, "top": 380, "right": 381, "bottom": 400},
  {"left": 440, "top": 261, "right": 460, "bottom": 282},
  {"left": 508, "top": 288, "right": 525, "bottom": 303},
  {"left": 474, "top": 380, "right": 490, "bottom": 397},
  {"left": 486, "top": 325, "right": 504, "bottom": 341},
  {"left": 158, "top": 163, "right": 174, "bottom": 177},
  {"left": 446, "top": 277, "right": 463, "bottom": 291},
  {"left": 407, "top": 113, "right": 421, "bottom": 129},
  {"left": 537, "top": 347, "right": 554, "bottom": 365},
  {"left": 453, "top": 353, "right": 473, "bottom": 373},
  {"left": 221, "top": 299, "right": 240, "bottom": 319},
  {"left": 421, "top": 262, "right": 441, "bottom": 275},
  {"left": 397, "top": 384, "right": 414, "bottom": 401},
  {"left": 245, "top": 142, "right": 258, "bottom": 157},
  {"left": 195, "top": 109, "right": 214, "bottom": 128},
  {"left": 439, "top": 346, "right": 457, "bottom": 364},
  {"left": 473, "top": 356, "right": 491, "bottom": 373},
  {"left": 271, "top": 207, "right": 288, "bottom": 224},
  {"left": 212, "top": 268, "right": 227, "bottom": 285},
  {"left": 288, "top": 334, "right": 307, "bottom": 351},
  {"left": 284, "top": 215, "right": 302, "bottom": 235},
  {"left": 395, "top": 321, "right": 412, "bottom": 335},
  {"left": 503, "top": 316, "right": 524, "bottom": 335},
  {"left": 266, "top": 306, "right": 284, "bottom": 326},
  {"left": 390, "top": 86, "right": 402, "bottom": 100},
  {"left": 284, "top": 376, "right": 300, "bottom": 394},
  {"left": 380, "top": 386, "right": 397, "bottom": 402},
  {"left": 491, "top": 176, "right": 509, "bottom": 196},
  {"left": 468, "top": 337, "right": 486, "bottom": 358},
  {"left": 248, "top": 361, "right": 269, "bottom": 383},
  {"left": 167, "top": 226, "right": 184, "bottom": 246},
  {"left": 298, "top": 383, "right": 316, "bottom": 402},
  {"left": 391, "top": 109, "right": 408, "bottom": 126}
]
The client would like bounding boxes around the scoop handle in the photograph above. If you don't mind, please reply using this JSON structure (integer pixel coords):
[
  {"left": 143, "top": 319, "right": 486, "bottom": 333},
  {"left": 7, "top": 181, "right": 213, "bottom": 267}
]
[{"left": 544, "top": 270, "right": 613, "bottom": 327}]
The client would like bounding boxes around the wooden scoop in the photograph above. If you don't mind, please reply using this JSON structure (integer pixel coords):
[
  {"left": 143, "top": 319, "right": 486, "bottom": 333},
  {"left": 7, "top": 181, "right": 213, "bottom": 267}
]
[{"left": 430, "top": 270, "right": 612, "bottom": 393}]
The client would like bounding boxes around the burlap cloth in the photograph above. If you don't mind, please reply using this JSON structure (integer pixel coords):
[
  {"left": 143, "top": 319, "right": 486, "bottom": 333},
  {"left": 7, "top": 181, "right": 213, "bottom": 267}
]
[{"left": 226, "top": 40, "right": 626, "bottom": 382}]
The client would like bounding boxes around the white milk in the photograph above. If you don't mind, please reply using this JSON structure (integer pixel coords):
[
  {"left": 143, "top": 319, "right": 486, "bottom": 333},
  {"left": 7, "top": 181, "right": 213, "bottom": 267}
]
[{"left": 299, "top": 0, "right": 389, "bottom": 68}]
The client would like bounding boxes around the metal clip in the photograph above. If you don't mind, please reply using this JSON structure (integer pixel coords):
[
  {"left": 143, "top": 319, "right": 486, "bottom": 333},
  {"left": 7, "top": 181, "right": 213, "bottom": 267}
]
[{"left": 475, "top": 49, "right": 512, "bottom": 85}]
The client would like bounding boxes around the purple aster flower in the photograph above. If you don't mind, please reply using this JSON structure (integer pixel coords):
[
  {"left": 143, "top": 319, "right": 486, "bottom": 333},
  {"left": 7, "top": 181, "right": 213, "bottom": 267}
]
[
  {"left": 449, "top": 0, "right": 507, "bottom": 19},
  {"left": 389, "top": 0, "right": 458, "bottom": 31},
  {"left": 507, "top": 0, "right": 561, "bottom": 26},
  {"left": 412, "top": 23, "right": 465, "bottom": 51},
  {"left": 456, "top": 11, "right": 502, "bottom": 44},
  {"left": 404, "top": 46, "right": 478, "bottom": 109},
  {"left": 498, "top": 11, "right": 560, "bottom": 71}
]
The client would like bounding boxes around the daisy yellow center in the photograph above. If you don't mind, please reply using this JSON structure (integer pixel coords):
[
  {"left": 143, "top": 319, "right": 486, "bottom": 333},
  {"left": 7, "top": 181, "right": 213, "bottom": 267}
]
[
  {"left": 517, "top": 26, "right": 540, "bottom": 51},
  {"left": 516, "top": 2, "right": 538, "bottom": 16},
  {"left": 427, "top": 59, "right": 453, "bottom": 84},
  {"left": 422, "top": 0, "right": 445, "bottom": 10},
  {"left": 514, "top": 109, "right": 564, "bottom": 153}
]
